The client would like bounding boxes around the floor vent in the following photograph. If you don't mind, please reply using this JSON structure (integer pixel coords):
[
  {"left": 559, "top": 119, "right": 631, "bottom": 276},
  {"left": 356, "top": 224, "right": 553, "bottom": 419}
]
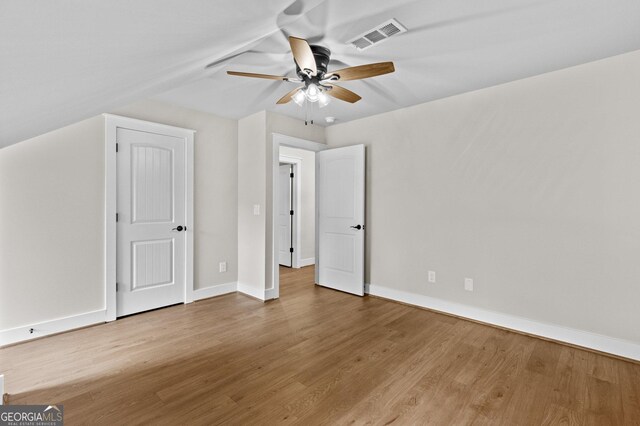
[{"left": 348, "top": 19, "right": 407, "bottom": 51}]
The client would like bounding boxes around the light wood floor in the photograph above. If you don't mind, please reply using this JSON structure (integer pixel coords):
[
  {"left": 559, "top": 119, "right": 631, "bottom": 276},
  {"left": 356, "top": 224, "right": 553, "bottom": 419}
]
[{"left": 1, "top": 266, "right": 639, "bottom": 425}]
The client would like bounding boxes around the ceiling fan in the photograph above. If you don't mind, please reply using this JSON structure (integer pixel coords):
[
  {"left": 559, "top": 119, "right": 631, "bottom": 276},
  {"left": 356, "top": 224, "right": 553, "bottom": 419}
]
[{"left": 226, "top": 36, "right": 395, "bottom": 111}]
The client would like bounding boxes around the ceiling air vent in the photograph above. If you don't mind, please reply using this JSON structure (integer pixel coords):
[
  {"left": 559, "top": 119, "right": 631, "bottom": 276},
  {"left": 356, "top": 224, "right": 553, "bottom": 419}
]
[{"left": 348, "top": 19, "right": 407, "bottom": 51}]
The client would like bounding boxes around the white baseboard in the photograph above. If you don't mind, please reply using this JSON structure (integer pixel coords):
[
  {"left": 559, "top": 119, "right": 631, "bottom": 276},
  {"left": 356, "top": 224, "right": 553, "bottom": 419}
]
[
  {"left": 0, "top": 309, "right": 106, "bottom": 347},
  {"left": 264, "top": 287, "right": 278, "bottom": 300},
  {"left": 298, "top": 257, "right": 315, "bottom": 267},
  {"left": 193, "top": 282, "right": 237, "bottom": 301},
  {"left": 366, "top": 284, "right": 640, "bottom": 361},
  {"left": 237, "top": 282, "right": 265, "bottom": 301}
]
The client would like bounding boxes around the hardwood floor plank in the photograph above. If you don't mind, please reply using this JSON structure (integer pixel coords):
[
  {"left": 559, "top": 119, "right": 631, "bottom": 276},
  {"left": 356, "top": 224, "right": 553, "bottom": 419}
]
[
  {"left": 540, "top": 403, "right": 584, "bottom": 426},
  {"left": 526, "top": 339, "right": 563, "bottom": 378},
  {"left": 619, "top": 361, "right": 640, "bottom": 424},
  {"left": 551, "top": 347, "right": 589, "bottom": 413},
  {"left": 585, "top": 375, "right": 624, "bottom": 425},
  {"left": 1, "top": 265, "right": 638, "bottom": 424}
]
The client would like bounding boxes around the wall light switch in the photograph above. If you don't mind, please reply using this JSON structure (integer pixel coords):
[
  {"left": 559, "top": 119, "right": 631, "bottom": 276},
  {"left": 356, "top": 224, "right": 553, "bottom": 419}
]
[
  {"left": 253, "top": 204, "right": 260, "bottom": 215},
  {"left": 428, "top": 271, "right": 436, "bottom": 283},
  {"left": 219, "top": 261, "right": 227, "bottom": 273},
  {"left": 464, "top": 278, "right": 474, "bottom": 292}
]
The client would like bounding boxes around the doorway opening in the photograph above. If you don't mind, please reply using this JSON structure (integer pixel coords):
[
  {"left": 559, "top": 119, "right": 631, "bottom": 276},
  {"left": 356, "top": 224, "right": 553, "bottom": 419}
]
[
  {"left": 277, "top": 146, "right": 316, "bottom": 295},
  {"left": 269, "top": 134, "right": 326, "bottom": 300},
  {"left": 269, "top": 133, "right": 366, "bottom": 300}
]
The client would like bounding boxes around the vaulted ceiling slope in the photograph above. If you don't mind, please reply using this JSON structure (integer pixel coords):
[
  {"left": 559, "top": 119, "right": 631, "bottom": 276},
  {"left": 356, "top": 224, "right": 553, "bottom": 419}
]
[
  {"left": 2, "top": 0, "right": 640, "bottom": 148},
  {"left": 0, "top": 0, "right": 325, "bottom": 148}
]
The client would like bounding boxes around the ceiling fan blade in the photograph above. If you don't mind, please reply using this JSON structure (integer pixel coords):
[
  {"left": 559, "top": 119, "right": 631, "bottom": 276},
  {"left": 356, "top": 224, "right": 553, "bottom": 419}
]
[
  {"left": 276, "top": 87, "right": 304, "bottom": 104},
  {"left": 325, "top": 62, "right": 395, "bottom": 81},
  {"left": 289, "top": 36, "right": 317, "bottom": 76},
  {"left": 326, "top": 84, "right": 361, "bottom": 103},
  {"left": 227, "top": 71, "right": 290, "bottom": 81}
]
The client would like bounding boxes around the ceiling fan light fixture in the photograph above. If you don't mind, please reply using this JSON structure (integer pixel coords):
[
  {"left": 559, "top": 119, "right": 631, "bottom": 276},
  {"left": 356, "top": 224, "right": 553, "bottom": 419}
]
[
  {"left": 318, "top": 91, "right": 330, "bottom": 108},
  {"left": 305, "top": 83, "right": 320, "bottom": 102},
  {"left": 292, "top": 89, "right": 306, "bottom": 106}
]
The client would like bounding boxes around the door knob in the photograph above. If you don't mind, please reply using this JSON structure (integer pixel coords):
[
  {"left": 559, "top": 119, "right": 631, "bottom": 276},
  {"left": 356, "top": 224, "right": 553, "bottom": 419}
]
[
  {"left": 350, "top": 224, "right": 363, "bottom": 230},
  {"left": 172, "top": 225, "right": 186, "bottom": 232}
]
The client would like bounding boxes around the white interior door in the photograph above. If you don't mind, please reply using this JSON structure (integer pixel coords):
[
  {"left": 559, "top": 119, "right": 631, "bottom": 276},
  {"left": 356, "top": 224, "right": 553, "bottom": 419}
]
[
  {"left": 316, "top": 144, "right": 365, "bottom": 296},
  {"left": 279, "top": 164, "right": 293, "bottom": 267},
  {"left": 116, "top": 128, "right": 186, "bottom": 317}
]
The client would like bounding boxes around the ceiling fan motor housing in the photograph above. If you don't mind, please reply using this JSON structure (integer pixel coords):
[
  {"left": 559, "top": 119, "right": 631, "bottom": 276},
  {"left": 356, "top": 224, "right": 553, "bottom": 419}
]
[{"left": 296, "top": 45, "right": 331, "bottom": 81}]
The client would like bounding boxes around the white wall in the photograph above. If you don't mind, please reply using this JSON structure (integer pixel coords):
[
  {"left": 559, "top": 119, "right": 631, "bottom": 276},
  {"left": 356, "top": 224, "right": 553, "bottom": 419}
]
[
  {"left": 326, "top": 50, "right": 640, "bottom": 345},
  {"left": 280, "top": 146, "right": 315, "bottom": 264},
  {"left": 0, "top": 100, "right": 238, "bottom": 336}
]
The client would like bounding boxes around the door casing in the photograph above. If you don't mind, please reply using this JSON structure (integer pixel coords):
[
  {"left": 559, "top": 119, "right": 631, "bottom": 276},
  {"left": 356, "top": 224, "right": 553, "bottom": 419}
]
[{"left": 104, "top": 114, "right": 195, "bottom": 321}]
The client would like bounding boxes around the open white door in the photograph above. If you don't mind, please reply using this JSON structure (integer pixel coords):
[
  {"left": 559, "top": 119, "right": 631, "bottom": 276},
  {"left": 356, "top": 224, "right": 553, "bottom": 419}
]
[
  {"left": 278, "top": 164, "right": 293, "bottom": 267},
  {"left": 316, "top": 144, "right": 365, "bottom": 296},
  {"left": 116, "top": 127, "right": 187, "bottom": 316}
]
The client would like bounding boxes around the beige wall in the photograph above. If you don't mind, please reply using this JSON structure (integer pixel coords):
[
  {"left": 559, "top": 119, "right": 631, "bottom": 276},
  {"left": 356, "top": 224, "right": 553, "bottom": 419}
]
[
  {"left": 237, "top": 111, "right": 325, "bottom": 296},
  {"left": 280, "top": 146, "right": 315, "bottom": 262},
  {"left": 237, "top": 111, "right": 267, "bottom": 294},
  {"left": 0, "top": 100, "right": 238, "bottom": 331},
  {"left": 326, "top": 50, "right": 640, "bottom": 343},
  {"left": 0, "top": 117, "right": 105, "bottom": 330}
]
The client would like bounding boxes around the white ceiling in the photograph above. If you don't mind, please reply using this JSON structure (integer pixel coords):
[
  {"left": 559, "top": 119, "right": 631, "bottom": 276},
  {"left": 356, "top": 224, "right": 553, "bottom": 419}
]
[{"left": 2, "top": 0, "right": 640, "bottom": 148}]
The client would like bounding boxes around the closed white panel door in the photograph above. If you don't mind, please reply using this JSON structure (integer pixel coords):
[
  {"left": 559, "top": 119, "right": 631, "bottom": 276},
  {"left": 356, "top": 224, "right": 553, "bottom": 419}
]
[
  {"left": 117, "top": 128, "right": 186, "bottom": 317},
  {"left": 279, "top": 164, "right": 292, "bottom": 267},
  {"left": 317, "top": 145, "right": 365, "bottom": 296}
]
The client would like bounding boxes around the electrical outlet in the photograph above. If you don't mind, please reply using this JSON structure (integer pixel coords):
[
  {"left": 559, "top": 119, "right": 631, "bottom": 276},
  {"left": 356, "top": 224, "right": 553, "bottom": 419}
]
[
  {"left": 464, "top": 278, "right": 474, "bottom": 292},
  {"left": 219, "top": 261, "right": 227, "bottom": 273},
  {"left": 428, "top": 271, "right": 436, "bottom": 283},
  {"left": 253, "top": 204, "right": 260, "bottom": 215}
]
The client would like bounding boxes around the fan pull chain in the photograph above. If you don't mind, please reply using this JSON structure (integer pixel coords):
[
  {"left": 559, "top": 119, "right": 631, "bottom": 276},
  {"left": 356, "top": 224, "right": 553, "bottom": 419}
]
[{"left": 304, "top": 100, "right": 316, "bottom": 125}]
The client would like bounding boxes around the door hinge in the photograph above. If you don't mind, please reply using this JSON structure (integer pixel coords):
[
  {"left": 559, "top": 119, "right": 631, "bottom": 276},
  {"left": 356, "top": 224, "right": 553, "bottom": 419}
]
[
  {"left": 289, "top": 247, "right": 294, "bottom": 253},
  {"left": 290, "top": 172, "right": 294, "bottom": 178},
  {"left": 116, "top": 213, "right": 119, "bottom": 222},
  {"left": 290, "top": 210, "right": 294, "bottom": 216},
  {"left": 116, "top": 283, "right": 119, "bottom": 292},
  {"left": 116, "top": 143, "right": 119, "bottom": 152}
]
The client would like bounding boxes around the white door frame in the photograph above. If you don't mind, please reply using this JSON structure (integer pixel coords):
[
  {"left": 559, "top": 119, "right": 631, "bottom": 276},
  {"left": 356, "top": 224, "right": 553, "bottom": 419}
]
[
  {"left": 279, "top": 157, "right": 301, "bottom": 268},
  {"left": 104, "top": 114, "right": 195, "bottom": 321},
  {"left": 269, "top": 133, "right": 327, "bottom": 300}
]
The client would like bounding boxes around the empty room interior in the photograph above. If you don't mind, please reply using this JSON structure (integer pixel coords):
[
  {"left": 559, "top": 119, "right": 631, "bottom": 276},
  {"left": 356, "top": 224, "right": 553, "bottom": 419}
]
[{"left": 1, "top": 0, "right": 640, "bottom": 424}]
